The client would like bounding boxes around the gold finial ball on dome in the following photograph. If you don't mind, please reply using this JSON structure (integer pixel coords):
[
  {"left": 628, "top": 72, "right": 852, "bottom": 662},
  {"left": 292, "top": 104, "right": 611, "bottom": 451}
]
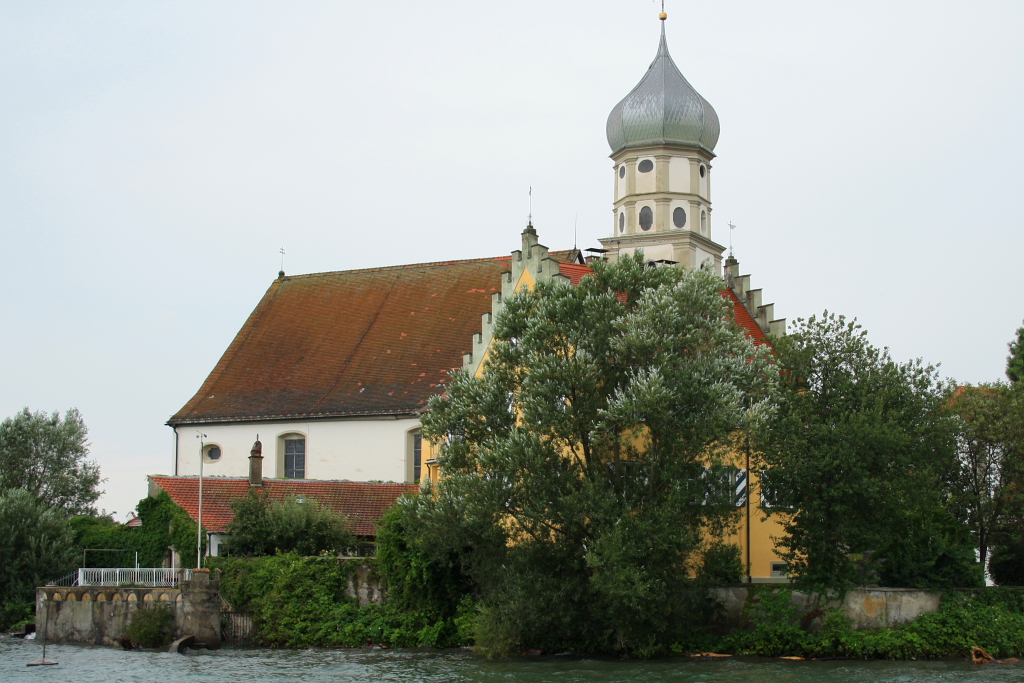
[{"left": 659, "top": 11, "right": 667, "bottom": 20}]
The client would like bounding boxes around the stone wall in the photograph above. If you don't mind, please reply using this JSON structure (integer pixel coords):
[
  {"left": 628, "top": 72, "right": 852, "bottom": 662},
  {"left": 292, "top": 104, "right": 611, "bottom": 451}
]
[
  {"left": 712, "top": 586, "right": 942, "bottom": 631},
  {"left": 36, "top": 571, "right": 222, "bottom": 647},
  {"left": 345, "top": 563, "right": 384, "bottom": 606}
]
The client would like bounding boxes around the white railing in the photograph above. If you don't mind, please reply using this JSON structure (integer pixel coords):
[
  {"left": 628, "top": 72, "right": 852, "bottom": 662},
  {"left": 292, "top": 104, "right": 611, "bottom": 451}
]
[{"left": 74, "top": 568, "right": 194, "bottom": 587}]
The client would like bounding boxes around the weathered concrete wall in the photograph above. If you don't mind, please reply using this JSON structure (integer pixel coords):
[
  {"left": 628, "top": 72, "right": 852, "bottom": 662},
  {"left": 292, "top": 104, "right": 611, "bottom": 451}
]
[
  {"left": 345, "top": 563, "right": 384, "bottom": 606},
  {"left": 36, "top": 586, "right": 184, "bottom": 646},
  {"left": 37, "top": 572, "right": 222, "bottom": 647},
  {"left": 711, "top": 586, "right": 941, "bottom": 631}
]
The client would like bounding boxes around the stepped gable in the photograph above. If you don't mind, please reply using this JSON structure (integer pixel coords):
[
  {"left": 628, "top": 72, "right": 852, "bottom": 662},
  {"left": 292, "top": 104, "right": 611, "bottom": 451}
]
[
  {"left": 168, "top": 251, "right": 581, "bottom": 425},
  {"left": 149, "top": 475, "right": 417, "bottom": 537}
]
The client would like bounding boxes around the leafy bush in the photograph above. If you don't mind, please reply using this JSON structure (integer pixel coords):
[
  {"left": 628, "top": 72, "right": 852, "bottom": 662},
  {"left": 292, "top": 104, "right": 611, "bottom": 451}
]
[
  {"left": 224, "top": 491, "right": 353, "bottom": 557},
  {"left": 0, "top": 601, "right": 34, "bottom": 631},
  {"left": 125, "top": 604, "right": 175, "bottom": 648},
  {"left": 696, "top": 542, "right": 744, "bottom": 585},
  {"left": 211, "top": 553, "right": 467, "bottom": 648},
  {"left": 679, "top": 587, "right": 1024, "bottom": 659}
]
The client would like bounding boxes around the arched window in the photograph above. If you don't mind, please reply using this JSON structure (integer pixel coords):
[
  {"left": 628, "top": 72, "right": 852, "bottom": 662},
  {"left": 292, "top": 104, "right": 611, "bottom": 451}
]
[
  {"left": 277, "top": 432, "right": 306, "bottom": 479},
  {"left": 700, "top": 210, "right": 707, "bottom": 233}
]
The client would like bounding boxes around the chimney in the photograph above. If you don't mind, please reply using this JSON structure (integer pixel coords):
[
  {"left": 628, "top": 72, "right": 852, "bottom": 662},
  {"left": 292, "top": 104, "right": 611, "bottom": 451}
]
[{"left": 249, "top": 437, "right": 263, "bottom": 488}]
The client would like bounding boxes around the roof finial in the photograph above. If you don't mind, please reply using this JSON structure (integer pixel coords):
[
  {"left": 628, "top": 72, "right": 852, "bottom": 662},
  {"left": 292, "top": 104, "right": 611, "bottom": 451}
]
[
  {"left": 659, "top": 0, "right": 667, "bottom": 21},
  {"left": 728, "top": 222, "right": 736, "bottom": 257},
  {"left": 527, "top": 186, "right": 533, "bottom": 228},
  {"left": 278, "top": 247, "right": 286, "bottom": 279}
]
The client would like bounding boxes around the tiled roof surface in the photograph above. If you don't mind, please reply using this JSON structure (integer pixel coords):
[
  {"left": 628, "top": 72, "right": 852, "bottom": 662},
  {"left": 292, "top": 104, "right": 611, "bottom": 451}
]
[
  {"left": 558, "top": 262, "right": 594, "bottom": 285},
  {"left": 170, "top": 257, "right": 513, "bottom": 424},
  {"left": 724, "top": 289, "right": 771, "bottom": 346},
  {"left": 150, "top": 475, "right": 417, "bottom": 537}
]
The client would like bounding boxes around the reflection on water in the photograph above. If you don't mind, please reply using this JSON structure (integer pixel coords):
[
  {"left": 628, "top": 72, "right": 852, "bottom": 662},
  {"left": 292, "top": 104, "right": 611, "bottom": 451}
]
[{"left": 3, "top": 636, "right": 1022, "bottom": 683}]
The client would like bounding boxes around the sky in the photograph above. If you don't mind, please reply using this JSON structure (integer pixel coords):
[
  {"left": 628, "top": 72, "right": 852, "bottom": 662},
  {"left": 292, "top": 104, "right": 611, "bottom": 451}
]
[{"left": 2, "top": 0, "right": 1023, "bottom": 519}]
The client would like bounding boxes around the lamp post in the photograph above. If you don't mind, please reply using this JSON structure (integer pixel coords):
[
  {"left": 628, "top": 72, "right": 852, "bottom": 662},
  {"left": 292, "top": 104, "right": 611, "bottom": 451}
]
[{"left": 196, "top": 431, "right": 207, "bottom": 570}]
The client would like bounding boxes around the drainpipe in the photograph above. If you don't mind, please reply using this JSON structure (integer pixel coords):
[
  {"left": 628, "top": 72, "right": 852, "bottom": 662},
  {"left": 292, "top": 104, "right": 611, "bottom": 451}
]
[
  {"left": 173, "top": 427, "right": 179, "bottom": 476},
  {"left": 746, "top": 438, "right": 752, "bottom": 584}
]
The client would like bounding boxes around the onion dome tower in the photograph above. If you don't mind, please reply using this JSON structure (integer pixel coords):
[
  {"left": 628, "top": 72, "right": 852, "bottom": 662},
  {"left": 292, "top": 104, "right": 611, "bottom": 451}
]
[{"left": 599, "top": 12, "right": 725, "bottom": 273}]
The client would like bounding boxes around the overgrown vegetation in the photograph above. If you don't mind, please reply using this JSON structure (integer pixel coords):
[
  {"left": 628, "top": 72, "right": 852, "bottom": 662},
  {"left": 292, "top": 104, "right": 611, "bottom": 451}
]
[
  {"left": 211, "top": 553, "right": 472, "bottom": 648},
  {"left": 125, "top": 603, "right": 176, "bottom": 648},
  {"left": 676, "top": 586, "right": 1024, "bottom": 659},
  {"left": 223, "top": 491, "right": 354, "bottom": 557}
]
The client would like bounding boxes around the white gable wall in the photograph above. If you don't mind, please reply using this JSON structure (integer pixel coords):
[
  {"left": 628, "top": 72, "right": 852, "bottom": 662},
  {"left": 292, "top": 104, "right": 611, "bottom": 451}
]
[{"left": 172, "top": 416, "right": 421, "bottom": 483}]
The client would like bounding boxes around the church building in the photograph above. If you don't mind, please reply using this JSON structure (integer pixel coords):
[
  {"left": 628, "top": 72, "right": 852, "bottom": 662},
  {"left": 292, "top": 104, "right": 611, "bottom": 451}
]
[{"left": 159, "top": 13, "right": 788, "bottom": 579}]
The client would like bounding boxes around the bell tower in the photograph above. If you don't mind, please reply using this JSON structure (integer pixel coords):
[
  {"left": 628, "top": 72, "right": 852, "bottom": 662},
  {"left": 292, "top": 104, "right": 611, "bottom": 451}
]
[{"left": 599, "top": 13, "right": 725, "bottom": 272}]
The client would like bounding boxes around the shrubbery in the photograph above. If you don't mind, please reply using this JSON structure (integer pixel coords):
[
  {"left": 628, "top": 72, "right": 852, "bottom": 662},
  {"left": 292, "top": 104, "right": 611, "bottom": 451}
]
[
  {"left": 211, "top": 553, "right": 472, "bottom": 648},
  {"left": 224, "top": 491, "right": 354, "bottom": 557},
  {"left": 125, "top": 604, "right": 176, "bottom": 648},
  {"left": 673, "top": 587, "right": 1024, "bottom": 659}
]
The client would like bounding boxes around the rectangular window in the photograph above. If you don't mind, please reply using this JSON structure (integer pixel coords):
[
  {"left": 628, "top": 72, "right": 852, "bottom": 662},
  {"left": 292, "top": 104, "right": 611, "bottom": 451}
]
[
  {"left": 413, "top": 433, "right": 422, "bottom": 483},
  {"left": 285, "top": 438, "right": 305, "bottom": 479},
  {"left": 771, "top": 562, "right": 789, "bottom": 578}
]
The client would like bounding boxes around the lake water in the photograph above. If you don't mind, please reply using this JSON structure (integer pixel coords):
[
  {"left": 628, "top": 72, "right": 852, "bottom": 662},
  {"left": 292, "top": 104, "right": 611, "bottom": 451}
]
[{"left": 3, "top": 637, "right": 1022, "bottom": 683}]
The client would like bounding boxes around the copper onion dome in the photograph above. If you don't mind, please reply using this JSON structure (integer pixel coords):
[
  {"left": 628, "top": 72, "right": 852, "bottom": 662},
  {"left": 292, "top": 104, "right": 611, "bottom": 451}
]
[{"left": 606, "top": 23, "right": 720, "bottom": 156}]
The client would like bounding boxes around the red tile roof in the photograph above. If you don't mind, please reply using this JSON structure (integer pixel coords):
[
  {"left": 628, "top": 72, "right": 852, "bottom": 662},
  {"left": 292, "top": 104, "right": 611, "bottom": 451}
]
[
  {"left": 724, "top": 289, "right": 771, "bottom": 346},
  {"left": 170, "top": 257, "right": 513, "bottom": 425},
  {"left": 558, "top": 262, "right": 594, "bottom": 286},
  {"left": 149, "top": 475, "right": 417, "bottom": 537}
]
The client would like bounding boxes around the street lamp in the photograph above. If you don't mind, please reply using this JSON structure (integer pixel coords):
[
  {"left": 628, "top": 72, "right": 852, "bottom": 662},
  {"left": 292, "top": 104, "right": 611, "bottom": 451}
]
[{"left": 196, "top": 431, "right": 207, "bottom": 570}]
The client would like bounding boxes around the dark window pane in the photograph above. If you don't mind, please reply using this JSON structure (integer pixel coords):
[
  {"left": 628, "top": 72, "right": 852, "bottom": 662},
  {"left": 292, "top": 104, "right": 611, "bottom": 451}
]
[
  {"left": 637, "top": 159, "right": 654, "bottom": 173},
  {"left": 672, "top": 207, "right": 686, "bottom": 229},
  {"left": 618, "top": 212, "right": 624, "bottom": 232},
  {"left": 207, "top": 446, "right": 221, "bottom": 461},
  {"left": 618, "top": 165, "right": 625, "bottom": 179},
  {"left": 285, "top": 438, "right": 305, "bottom": 479},
  {"left": 413, "top": 433, "right": 422, "bottom": 483},
  {"left": 639, "top": 206, "right": 653, "bottom": 231}
]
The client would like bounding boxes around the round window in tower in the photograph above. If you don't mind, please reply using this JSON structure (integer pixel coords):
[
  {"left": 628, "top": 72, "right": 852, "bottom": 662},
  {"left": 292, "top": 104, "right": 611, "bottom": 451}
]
[
  {"left": 618, "top": 165, "right": 625, "bottom": 179},
  {"left": 639, "top": 206, "right": 653, "bottom": 231},
  {"left": 619, "top": 212, "right": 625, "bottom": 232},
  {"left": 638, "top": 159, "right": 654, "bottom": 173},
  {"left": 672, "top": 207, "right": 687, "bottom": 229},
  {"left": 699, "top": 165, "right": 706, "bottom": 178},
  {"left": 205, "top": 445, "right": 221, "bottom": 461}
]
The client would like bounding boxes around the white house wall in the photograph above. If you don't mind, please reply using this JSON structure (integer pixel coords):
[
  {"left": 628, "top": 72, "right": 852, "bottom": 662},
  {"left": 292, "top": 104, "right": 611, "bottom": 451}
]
[{"left": 174, "top": 416, "right": 421, "bottom": 483}]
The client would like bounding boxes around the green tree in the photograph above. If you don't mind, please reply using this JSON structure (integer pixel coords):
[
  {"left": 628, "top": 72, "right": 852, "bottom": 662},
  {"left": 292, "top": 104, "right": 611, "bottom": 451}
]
[
  {"left": 757, "top": 312, "right": 978, "bottom": 589},
  {"left": 948, "top": 383, "right": 1024, "bottom": 568},
  {"left": 224, "top": 490, "right": 354, "bottom": 557},
  {"left": 0, "top": 408, "right": 100, "bottom": 514},
  {"left": 1008, "top": 321, "right": 1024, "bottom": 384},
  {"left": 0, "top": 489, "right": 77, "bottom": 606},
  {"left": 69, "top": 514, "right": 137, "bottom": 567},
  {"left": 414, "top": 254, "right": 775, "bottom": 656}
]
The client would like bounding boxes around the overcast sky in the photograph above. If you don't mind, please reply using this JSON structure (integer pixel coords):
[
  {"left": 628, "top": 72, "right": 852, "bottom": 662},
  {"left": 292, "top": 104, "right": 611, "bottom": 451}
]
[{"left": 2, "top": 0, "right": 1022, "bottom": 518}]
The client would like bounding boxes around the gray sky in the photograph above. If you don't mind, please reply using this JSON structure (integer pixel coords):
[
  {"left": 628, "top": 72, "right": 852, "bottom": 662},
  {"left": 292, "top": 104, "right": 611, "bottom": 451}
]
[{"left": 2, "top": 1, "right": 1022, "bottom": 519}]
